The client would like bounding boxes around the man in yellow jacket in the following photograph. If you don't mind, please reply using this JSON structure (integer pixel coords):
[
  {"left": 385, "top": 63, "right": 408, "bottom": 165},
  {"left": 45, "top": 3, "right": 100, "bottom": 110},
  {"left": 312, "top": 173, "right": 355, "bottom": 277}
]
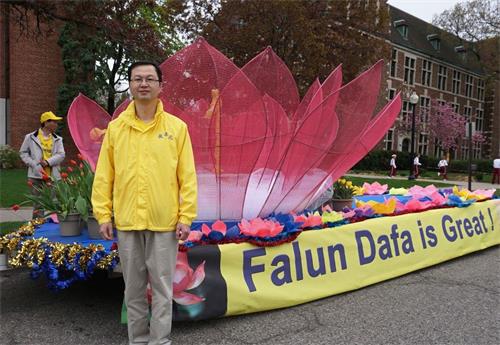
[{"left": 92, "top": 61, "right": 197, "bottom": 345}]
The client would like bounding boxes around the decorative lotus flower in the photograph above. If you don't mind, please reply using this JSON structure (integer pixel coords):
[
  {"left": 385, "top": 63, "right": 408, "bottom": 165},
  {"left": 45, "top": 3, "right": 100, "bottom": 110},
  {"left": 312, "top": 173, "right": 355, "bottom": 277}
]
[
  {"left": 362, "top": 182, "right": 389, "bottom": 195},
  {"left": 238, "top": 218, "right": 284, "bottom": 237},
  {"left": 68, "top": 38, "right": 401, "bottom": 220},
  {"left": 147, "top": 251, "right": 205, "bottom": 305}
]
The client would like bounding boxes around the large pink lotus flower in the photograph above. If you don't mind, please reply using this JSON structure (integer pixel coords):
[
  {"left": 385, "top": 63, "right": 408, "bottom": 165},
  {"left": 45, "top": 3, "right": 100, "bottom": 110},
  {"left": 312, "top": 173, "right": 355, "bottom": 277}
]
[{"left": 68, "top": 38, "right": 401, "bottom": 220}]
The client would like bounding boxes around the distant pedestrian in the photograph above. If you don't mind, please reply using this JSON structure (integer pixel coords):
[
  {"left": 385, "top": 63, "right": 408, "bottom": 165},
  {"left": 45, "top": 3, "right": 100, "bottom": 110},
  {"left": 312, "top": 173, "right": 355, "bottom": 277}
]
[
  {"left": 413, "top": 153, "right": 422, "bottom": 178},
  {"left": 19, "top": 111, "right": 65, "bottom": 218},
  {"left": 389, "top": 154, "right": 397, "bottom": 178},
  {"left": 492, "top": 157, "right": 500, "bottom": 184},
  {"left": 437, "top": 156, "right": 448, "bottom": 181}
]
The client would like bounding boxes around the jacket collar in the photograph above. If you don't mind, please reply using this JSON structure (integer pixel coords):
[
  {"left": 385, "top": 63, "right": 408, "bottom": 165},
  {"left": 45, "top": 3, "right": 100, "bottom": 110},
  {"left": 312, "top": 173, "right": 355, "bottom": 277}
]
[
  {"left": 120, "top": 100, "right": 164, "bottom": 131},
  {"left": 30, "top": 129, "right": 61, "bottom": 141}
]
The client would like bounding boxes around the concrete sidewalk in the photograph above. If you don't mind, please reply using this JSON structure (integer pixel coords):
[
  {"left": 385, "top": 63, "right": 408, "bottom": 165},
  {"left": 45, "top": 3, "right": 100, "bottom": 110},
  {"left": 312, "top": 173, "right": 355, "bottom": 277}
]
[
  {"left": 1, "top": 176, "right": 498, "bottom": 223},
  {"left": 0, "top": 206, "right": 33, "bottom": 222}
]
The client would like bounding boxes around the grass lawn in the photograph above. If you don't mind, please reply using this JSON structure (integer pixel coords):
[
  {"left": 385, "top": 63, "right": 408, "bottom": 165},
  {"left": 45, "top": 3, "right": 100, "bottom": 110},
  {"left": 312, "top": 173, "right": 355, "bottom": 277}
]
[
  {"left": 0, "top": 169, "right": 31, "bottom": 208},
  {"left": 346, "top": 175, "right": 452, "bottom": 189},
  {"left": 0, "top": 221, "right": 26, "bottom": 235}
]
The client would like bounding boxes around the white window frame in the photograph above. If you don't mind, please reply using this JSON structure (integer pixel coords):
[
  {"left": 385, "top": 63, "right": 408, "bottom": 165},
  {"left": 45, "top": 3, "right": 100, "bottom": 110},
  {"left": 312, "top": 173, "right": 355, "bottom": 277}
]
[
  {"left": 421, "top": 59, "right": 432, "bottom": 86},
  {"left": 465, "top": 74, "right": 473, "bottom": 98},
  {"left": 404, "top": 56, "right": 416, "bottom": 85},
  {"left": 438, "top": 65, "right": 447, "bottom": 91},
  {"left": 452, "top": 70, "right": 461, "bottom": 94}
]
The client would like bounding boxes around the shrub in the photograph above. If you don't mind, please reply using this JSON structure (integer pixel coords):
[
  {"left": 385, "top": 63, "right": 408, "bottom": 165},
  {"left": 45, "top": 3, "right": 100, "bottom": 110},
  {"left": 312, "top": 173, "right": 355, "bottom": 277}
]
[
  {"left": 352, "top": 150, "right": 492, "bottom": 174},
  {"left": 0, "top": 145, "right": 20, "bottom": 169}
]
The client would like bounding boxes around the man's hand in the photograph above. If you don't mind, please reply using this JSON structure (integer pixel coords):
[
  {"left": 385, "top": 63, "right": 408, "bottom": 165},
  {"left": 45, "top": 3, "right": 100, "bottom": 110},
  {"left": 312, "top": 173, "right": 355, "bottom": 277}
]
[
  {"left": 40, "top": 160, "right": 48, "bottom": 167},
  {"left": 176, "top": 222, "right": 190, "bottom": 241},
  {"left": 99, "top": 222, "right": 114, "bottom": 240}
]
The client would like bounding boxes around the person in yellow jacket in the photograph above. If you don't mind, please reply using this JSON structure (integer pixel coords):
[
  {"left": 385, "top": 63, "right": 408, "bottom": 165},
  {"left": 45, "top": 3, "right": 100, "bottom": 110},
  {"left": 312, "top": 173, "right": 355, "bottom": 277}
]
[
  {"left": 92, "top": 61, "right": 197, "bottom": 345},
  {"left": 19, "top": 111, "right": 65, "bottom": 218}
]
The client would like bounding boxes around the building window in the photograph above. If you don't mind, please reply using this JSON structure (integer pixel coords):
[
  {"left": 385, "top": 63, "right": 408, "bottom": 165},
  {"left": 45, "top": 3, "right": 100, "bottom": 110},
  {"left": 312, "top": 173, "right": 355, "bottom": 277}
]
[
  {"left": 385, "top": 128, "right": 394, "bottom": 151},
  {"left": 388, "top": 88, "right": 396, "bottom": 100},
  {"left": 397, "top": 25, "right": 408, "bottom": 39},
  {"left": 452, "top": 70, "right": 461, "bottom": 94},
  {"left": 463, "top": 106, "right": 472, "bottom": 120},
  {"left": 451, "top": 103, "right": 460, "bottom": 114},
  {"left": 437, "top": 65, "right": 447, "bottom": 90},
  {"left": 401, "top": 100, "right": 411, "bottom": 124},
  {"left": 419, "top": 96, "right": 430, "bottom": 124},
  {"left": 465, "top": 74, "right": 473, "bottom": 97},
  {"left": 421, "top": 59, "right": 432, "bottom": 86},
  {"left": 461, "top": 143, "right": 469, "bottom": 160},
  {"left": 418, "top": 133, "right": 428, "bottom": 155},
  {"left": 404, "top": 56, "right": 415, "bottom": 85},
  {"left": 475, "top": 107, "right": 484, "bottom": 131},
  {"left": 473, "top": 142, "right": 481, "bottom": 159},
  {"left": 430, "top": 38, "right": 440, "bottom": 50},
  {"left": 434, "top": 138, "right": 443, "bottom": 158},
  {"left": 477, "top": 79, "right": 485, "bottom": 100},
  {"left": 390, "top": 49, "right": 397, "bottom": 78}
]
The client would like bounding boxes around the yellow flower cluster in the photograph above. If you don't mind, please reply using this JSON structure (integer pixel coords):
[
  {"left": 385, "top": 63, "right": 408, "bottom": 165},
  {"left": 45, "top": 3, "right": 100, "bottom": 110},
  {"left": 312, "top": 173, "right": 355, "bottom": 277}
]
[{"left": 332, "top": 178, "right": 358, "bottom": 199}]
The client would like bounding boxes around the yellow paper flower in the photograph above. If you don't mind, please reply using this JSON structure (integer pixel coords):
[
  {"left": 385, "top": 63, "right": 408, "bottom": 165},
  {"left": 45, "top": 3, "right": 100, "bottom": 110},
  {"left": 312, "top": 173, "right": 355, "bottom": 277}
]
[
  {"left": 389, "top": 187, "right": 408, "bottom": 195},
  {"left": 322, "top": 211, "right": 344, "bottom": 223},
  {"left": 453, "top": 186, "right": 472, "bottom": 201}
]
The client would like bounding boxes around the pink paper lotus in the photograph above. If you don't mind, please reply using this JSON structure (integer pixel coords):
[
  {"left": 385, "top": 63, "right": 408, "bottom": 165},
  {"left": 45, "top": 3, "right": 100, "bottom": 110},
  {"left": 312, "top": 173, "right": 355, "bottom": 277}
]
[
  {"left": 362, "top": 182, "right": 388, "bottom": 195},
  {"left": 407, "top": 185, "right": 439, "bottom": 198},
  {"left": 294, "top": 213, "right": 323, "bottom": 228},
  {"left": 238, "top": 218, "right": 284, "bottom": 237},
  {"left": 470, "top": 189, "right": 496, "bottom": 200},
  {"left": 67, "top": 38, "right": 401, "bottom": 220}
]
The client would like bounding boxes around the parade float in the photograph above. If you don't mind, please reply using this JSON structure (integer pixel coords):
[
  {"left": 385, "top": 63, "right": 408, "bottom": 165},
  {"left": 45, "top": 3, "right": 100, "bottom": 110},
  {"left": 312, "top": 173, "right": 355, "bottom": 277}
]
[{"left": 1, "top": 39, "right": 499, "bottom": 322}]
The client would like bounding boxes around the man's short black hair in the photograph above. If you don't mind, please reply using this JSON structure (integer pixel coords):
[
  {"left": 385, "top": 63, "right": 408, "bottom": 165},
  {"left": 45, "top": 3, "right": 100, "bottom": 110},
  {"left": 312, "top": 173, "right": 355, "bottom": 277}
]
[{"left": 128, "top": 61, "right": 162, "bottom": 82}]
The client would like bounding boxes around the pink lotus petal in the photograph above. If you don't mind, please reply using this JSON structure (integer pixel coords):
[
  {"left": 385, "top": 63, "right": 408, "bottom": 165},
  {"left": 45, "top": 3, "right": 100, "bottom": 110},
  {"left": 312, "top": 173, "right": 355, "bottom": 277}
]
[
  {"left": 173, "top": 291, "right": 205, "bottom": 305},
  {"left": 211, "top": 220, "right": 227, "bottom": 235},
  {"left": 49, "top": 213, "right": 59, "bottom": 223},
  {"left": 173, "top": 263, "right": 192, "bottom": 293},
  {"left": 201, "top": 223, "right": 212, "bottom": 236},
  {"left": 472, "top": 189, "right": 495, "bottom": 199},
  {"left": 186, "top": 231, "right": 203, "bottom": 242},
  {"left": 186, "top": 261, "right": 206, "bottom": 290}
]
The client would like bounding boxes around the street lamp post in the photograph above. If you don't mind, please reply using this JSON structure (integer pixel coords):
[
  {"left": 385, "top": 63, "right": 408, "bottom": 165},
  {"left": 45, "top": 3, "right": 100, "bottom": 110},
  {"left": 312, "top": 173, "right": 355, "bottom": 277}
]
[{"left": 408, "top": 91, "right": 419, "bottom": 180}]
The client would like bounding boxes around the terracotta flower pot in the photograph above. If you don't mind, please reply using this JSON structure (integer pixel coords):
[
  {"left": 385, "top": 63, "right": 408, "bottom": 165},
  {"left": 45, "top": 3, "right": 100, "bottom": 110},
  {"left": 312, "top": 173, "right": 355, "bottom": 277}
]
[
  {"left": 330, "top": 198, "right": 353, "bottom": 212},
  {"left": 59, "top": 213, "right": 82, "bottom": 237}
]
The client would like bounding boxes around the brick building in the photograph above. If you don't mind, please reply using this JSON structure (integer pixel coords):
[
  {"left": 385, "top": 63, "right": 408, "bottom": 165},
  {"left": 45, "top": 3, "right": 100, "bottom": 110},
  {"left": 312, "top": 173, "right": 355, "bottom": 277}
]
[
  {"left": 384, "top": 5, "right": 496, "bottom": 160},
  {"left": 0, "top": 3, "right": 77, "bottom": 158}
]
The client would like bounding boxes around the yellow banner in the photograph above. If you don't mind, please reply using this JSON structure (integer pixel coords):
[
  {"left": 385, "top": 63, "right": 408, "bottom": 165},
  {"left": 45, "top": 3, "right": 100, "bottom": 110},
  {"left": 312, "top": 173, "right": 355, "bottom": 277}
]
[{"left": 220, "top": 199, "right": 500, "bottom": 316}]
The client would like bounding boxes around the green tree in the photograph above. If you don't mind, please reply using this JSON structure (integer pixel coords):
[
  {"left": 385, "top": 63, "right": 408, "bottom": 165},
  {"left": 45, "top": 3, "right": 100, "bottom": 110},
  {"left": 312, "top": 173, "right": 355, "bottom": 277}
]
[
  {"left": 8, "top": 0, "right": 182, "bottom": 114},
  {"left": 171, "top": 0, "right": 391, "bottom": 94},
  {"left": 432, "top": 0, "right": 499, "bottom": 74}
]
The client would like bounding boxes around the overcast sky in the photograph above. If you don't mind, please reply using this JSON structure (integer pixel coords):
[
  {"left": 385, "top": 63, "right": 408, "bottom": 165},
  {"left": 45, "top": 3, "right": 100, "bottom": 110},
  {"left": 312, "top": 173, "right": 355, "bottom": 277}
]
[{"left": 387, "top": 0, "right": 463, "bottom": 23}]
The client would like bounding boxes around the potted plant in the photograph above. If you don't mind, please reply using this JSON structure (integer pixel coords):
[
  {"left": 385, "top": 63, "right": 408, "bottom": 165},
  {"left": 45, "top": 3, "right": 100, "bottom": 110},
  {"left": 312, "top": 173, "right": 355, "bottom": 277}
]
[
  {"left": 23, "top": 170, "right": 85, "bottom": 236},
  {"left": 72, "top": 159, "right": 100, "bottom": 239},
  {"left": 329, "top": 178, "right": 356, "bottom": 211}
]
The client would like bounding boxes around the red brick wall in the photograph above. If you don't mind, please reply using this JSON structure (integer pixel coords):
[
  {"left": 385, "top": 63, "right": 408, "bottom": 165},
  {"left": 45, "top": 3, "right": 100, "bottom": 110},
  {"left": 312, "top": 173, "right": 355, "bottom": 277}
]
[{"left": 8, "top": 10, "right": 79, "bottom": 160}]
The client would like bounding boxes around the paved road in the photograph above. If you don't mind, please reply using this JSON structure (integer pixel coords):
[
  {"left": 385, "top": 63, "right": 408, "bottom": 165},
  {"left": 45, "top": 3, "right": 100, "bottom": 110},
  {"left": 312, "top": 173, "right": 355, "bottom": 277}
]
[{"left": 1, "top": 245, "right": 499, "bottom": 345}]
